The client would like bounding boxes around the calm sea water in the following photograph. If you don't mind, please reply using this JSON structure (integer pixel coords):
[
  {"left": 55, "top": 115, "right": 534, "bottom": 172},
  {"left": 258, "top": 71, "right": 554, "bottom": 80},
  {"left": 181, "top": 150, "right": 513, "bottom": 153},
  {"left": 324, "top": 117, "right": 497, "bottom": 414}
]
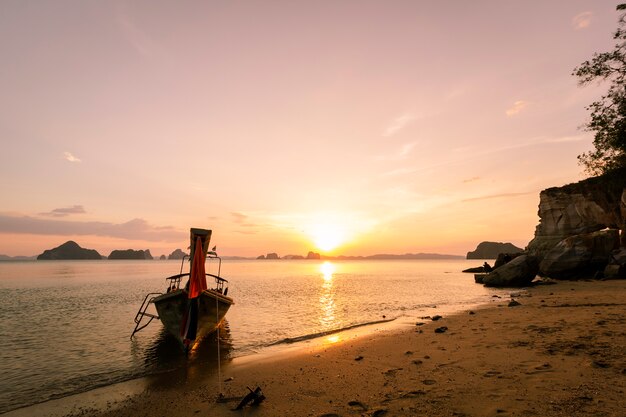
[{"left": 0, "top": 259, "right": 506, "bottom": 413}]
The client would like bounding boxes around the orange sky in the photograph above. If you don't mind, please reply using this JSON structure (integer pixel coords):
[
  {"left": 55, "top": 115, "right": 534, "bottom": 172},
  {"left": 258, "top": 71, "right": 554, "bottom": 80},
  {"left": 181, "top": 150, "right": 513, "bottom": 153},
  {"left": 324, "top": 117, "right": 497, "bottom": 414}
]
[{"left": 0, "top": 0, "right": 618, "bottom": 257}]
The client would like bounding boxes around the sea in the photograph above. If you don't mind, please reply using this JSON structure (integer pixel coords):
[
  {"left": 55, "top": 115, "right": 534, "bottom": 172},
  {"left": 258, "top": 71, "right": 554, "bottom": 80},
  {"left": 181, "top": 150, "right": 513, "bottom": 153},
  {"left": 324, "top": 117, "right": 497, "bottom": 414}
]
[{"left": 0, "top": 259, "right": 509, "bottom": 414}]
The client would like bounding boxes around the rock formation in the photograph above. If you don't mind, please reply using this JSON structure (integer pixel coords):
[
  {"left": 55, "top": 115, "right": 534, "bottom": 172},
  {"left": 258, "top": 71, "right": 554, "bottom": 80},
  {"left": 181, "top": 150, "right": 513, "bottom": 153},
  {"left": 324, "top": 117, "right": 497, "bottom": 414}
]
[
  {"left": 306, "top": 251, "right": 321, "bottom": 260},
  {"left": 37, "top": 241, "right": 102, "bottom": 260},
  {"left": 539, "top": 230, "right": 619, "bottom": 279},
  {"left": 482, "top": 254, "right": 539, "bottom": 287},
  {"left": 527, "top": 168, "right": 626, "bottom": 279},
  {"left": 265, "top": 253, "right": 279, "bottom": 260},
  {"left": 466, "top": 242, "right": 523, "bottom": 259},
  {"left": 159, "top": 254, "right": 166, "bottom": 260},
  {"left": 168, "top": 249, "right": 187, "bottom": 260},
  {"left": 108, "top": 249, "right": 153, "bottom": 260}
]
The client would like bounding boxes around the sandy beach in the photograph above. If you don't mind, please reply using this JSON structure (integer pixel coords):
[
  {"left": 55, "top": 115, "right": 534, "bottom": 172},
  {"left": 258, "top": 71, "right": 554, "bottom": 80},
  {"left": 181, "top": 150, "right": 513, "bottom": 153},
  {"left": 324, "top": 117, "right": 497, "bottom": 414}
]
[{"left": 8, "top": 279, "right": 625, "bottom": 417}]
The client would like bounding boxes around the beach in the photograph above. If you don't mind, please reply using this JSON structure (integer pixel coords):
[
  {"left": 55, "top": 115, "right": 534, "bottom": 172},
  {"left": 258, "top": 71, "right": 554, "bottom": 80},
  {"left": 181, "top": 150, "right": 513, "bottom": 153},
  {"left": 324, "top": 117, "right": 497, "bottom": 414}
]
[{"left": 9, "top": 278, "right": 623, "bottom": 417}]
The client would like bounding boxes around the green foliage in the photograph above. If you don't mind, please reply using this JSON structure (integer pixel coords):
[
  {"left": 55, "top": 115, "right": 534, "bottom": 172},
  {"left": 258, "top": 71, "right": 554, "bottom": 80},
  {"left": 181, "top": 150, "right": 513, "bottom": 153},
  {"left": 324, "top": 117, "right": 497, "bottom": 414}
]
[{"left": 573, "top": 4, "right": 626, "bottom": 175}]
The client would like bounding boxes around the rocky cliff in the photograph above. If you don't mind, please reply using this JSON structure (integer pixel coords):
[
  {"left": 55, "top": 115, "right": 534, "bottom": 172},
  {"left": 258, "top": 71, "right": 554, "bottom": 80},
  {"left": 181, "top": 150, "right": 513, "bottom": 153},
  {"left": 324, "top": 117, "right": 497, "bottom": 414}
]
[
  {"left": 527, "top": 168, "right": 626, "bottom": 279},
  {"left": 37, "top": 241, "right": 102, "bottom": 260}
]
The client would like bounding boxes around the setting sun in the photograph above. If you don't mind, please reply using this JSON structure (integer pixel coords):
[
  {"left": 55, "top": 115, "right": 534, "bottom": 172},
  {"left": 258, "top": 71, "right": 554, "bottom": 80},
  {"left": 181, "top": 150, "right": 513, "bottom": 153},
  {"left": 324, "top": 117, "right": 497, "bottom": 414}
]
[{"left": 310, "top": 223, "right": 347, "bottom": 251}]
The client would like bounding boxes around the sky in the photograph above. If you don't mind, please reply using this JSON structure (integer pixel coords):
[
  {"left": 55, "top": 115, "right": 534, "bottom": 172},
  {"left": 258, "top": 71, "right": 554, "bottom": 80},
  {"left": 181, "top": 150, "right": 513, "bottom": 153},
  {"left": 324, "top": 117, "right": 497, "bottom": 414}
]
[{"left": 0, "top": 0, "right": 620, "bottom": 257}]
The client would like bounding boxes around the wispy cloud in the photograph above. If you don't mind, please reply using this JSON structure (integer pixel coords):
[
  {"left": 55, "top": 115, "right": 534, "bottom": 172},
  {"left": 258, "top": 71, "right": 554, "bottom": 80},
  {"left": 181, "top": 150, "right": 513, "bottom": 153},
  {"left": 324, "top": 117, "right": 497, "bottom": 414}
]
[
  {"left": 383, "top": 113, "right": 415, "bottom": 137},
  {"left": 377, "top": 141, "right": 419, "bottom": 161},
  {"left": 505, "top": 100, "right": 529, "bottom": 117},
  {"left": 380, "top": 135, "right": 583, "bottom": 178},
  {"left": 0, "top": 215, "right": 185, "bottom": 242},
  {"left": 230, "top": 212, "right": 248, "bottom": 224},
  {"left": 462, "top": 191, "right": 535, "bottom": 202},
  {"left": 380, "top": 167, "right": 418, "bottom": 177},
  {"left": 39, "top": 205, "right": 86, "bottom": 217},
  {"left": 116, "top": 5, "right": 159, "bottom": 57},
  {"left": 572, "top": 11, "right": 593, "bottom": 30},
  {"left": 64, "top": 152, "right": 81, "bottom": 163},
  {"left": 462, "top": 176, "right": 481, "bottom": 184}
]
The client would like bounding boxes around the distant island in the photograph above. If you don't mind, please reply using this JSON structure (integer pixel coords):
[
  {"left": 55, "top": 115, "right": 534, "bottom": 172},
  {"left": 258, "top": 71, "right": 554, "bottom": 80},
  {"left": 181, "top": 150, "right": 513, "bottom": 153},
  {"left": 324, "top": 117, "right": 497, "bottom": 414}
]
[
  {"left": 29, "top": 241, "right": 465, "bottom": 262},
  {"left": 108, "top": 249, "right": 153, "bottom": 260},
  {"left": 168, "top": 249, "right": 187, "bottom": 260},
  {"left": 0, "top": 254, "right": 36, "bottom": 261},
  {"left": 37, "top": 241, "right": 102, "bottom": 260},
  {"left": 466, "top": 241, "right": 524, "bottom": 260},
  {"left": 256, "top": 251, "right": 464, "bottom": 260}
]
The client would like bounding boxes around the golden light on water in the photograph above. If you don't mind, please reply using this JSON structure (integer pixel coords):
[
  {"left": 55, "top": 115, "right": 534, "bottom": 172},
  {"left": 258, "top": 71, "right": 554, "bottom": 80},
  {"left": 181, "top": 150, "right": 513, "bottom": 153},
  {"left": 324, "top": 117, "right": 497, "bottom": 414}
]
[
  {"left": 320, "top": 261, "right": 335, "bottom": 281},
  {"left": 319, "top": 261, "right": 336, "bottom": 330}
]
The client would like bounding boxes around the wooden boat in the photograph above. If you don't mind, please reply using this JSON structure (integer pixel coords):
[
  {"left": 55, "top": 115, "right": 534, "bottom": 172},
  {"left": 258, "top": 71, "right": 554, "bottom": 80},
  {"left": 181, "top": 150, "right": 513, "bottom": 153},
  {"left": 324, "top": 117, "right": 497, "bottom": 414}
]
[{"left": 132, "top": 228, "right": 234, "bottom": 350}]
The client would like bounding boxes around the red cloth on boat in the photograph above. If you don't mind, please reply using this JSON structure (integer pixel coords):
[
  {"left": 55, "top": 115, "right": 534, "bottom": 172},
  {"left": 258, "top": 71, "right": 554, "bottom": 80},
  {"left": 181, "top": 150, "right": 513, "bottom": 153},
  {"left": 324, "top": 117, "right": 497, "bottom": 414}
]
[{"left": 187, "top": 237, "right": 207, "bottom": 299}]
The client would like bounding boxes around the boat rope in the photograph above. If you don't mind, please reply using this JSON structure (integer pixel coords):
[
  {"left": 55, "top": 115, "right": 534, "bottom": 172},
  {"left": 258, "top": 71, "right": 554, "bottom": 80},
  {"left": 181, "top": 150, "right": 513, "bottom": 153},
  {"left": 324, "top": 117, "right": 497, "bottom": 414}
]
[{"left": 216, "top": 295, "right": 222, "bottom": 396}]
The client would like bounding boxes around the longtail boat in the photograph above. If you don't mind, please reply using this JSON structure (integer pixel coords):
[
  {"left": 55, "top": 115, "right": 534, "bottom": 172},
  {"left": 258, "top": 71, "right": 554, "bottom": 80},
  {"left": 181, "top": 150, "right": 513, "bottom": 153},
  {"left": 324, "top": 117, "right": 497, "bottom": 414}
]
[{"left": 132, "top": 228, "right": 234, "bottom": 351}]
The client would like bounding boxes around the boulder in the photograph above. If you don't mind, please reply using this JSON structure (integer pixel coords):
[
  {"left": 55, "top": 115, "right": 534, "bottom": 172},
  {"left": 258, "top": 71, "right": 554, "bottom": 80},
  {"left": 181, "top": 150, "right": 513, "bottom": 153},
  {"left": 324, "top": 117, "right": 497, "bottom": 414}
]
[
  {"left": 482, "top": 254, "right": 539, "bottom": 287},
  {"left": 603, "top": 264, "right": 626, "bottom": 280},
  {"left": 266, "top": 253, "right": 279, "bottom": 260},
  {"left": 539, "top": 229, "right": 620, "bottom": 279},
  {"left": 603, "top": 247, "right": 626, "bottom": 279},
  {"left": 37, "top": 241, "right": 102, "bottom": 260},
  {"left": 466, "top": 242, "right": 523, "bottom": 259},
  {"left": 493, "top": 252, "right": 523, "bottom": 269}
]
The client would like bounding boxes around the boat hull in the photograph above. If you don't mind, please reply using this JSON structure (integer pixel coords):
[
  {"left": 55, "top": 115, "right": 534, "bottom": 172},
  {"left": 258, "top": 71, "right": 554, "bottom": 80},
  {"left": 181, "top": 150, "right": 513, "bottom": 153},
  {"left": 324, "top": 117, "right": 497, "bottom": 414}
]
[{"left": 153, "top": 289, "right": 233, "bottom": 345}]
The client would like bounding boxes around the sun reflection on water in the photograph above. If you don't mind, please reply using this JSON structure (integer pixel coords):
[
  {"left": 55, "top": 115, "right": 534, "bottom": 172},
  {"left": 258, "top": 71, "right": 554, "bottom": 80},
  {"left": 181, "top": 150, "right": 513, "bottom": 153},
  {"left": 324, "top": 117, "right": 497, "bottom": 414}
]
[{"left": 319, "top": 262, "right": 337, "bottom": 330}]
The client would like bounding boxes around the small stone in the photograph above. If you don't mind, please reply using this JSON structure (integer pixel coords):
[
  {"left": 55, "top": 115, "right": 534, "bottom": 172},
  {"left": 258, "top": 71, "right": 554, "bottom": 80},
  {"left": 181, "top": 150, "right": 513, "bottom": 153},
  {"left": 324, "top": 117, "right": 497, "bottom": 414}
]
[
  {"left": 469, "top": 311, "right": 475, "bottom": 315},
  {"left": 432, "top": 315, "right": 442, "bottom": 321},
  {"left": 435, "top": 326, "right": 448, "bottom": 333},
  {"left": 508, "top": 300, "right": 521, "bottom": 307},
  {"left": 355, "top": 355, "right": 364, "bottom": 361}
]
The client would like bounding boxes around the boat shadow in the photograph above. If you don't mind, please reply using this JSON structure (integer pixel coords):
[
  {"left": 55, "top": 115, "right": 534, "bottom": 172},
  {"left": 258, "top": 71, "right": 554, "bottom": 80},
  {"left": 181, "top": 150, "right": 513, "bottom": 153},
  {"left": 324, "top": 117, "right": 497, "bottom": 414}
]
[{"left": 137, "top": 320, "right": 234, "bottom": 389}]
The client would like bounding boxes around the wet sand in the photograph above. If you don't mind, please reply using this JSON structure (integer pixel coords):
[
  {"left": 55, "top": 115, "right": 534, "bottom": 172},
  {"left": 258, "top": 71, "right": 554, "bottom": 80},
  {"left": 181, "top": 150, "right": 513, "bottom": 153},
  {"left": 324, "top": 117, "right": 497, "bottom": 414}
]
[{"left": 8, "top": 279, "right": 626, "bottom": 417}]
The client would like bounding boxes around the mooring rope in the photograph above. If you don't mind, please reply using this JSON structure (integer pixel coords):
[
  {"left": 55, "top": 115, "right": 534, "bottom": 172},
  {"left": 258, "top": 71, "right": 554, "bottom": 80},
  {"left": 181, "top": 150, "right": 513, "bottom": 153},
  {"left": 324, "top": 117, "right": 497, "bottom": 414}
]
[{"left": 216, "top": 294, "right": 222, "bottom": 396}]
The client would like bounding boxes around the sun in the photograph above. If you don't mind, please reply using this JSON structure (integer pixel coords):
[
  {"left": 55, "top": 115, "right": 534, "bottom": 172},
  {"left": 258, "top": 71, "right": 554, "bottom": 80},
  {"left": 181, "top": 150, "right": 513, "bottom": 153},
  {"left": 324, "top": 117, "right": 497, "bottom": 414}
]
[{"left": 309, "top": 223, "right": 347, "bottom": 252}]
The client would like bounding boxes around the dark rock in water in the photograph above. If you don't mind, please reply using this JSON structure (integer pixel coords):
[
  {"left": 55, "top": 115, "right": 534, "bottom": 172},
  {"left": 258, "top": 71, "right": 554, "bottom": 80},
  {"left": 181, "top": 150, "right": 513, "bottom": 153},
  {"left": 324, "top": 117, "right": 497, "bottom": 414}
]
[
  {"left": 434, "top": 326, "right": 448, "bottom": 333},
  {"left": 467, "top": 242, "right": 523, "bottom": 259},
  {"left": 265, "top": 253, "right": 279, "bottom": 260},
  {"left": 539, "top": 229, "right": 619, "bottom": 279},
  {"left": 508, "top": 300, "right": 521, "bottom": 307},
  {"left": 483, "top": 254, "right": 539, "bottom": 287},
  {"left": 256, "top": 255, "right": 266, "bottom": 259},
  {"left": 37, "top": 241, "right": 102, "bottom": 260},
  {"left": 109, "top": 249, "right": 153, "bottom": 260},
  {"left": 431, "top": 315, "right": 442, "bottom": 321},
  {"left": 306, "top": 251, "right": 321, "bottom": 260},
  {"left": 168, "top": 249, "right": 187, "bottom": 260},
  {"left": 159, "top": 254, "right": 166, "bottom": 260},
  {"left": 463, "top": 266, "right": 486, "bottom": 273}
]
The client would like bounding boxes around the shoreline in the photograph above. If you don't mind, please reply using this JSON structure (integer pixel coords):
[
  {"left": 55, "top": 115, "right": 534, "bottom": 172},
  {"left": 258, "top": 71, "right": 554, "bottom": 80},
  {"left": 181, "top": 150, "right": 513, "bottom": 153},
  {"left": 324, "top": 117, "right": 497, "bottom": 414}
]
[
  {"left": 1, "top": 295, "right": 509, "bottom": 417},
  {"left": 5, "top": 279, "right": 625, "bottom": 417}
]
